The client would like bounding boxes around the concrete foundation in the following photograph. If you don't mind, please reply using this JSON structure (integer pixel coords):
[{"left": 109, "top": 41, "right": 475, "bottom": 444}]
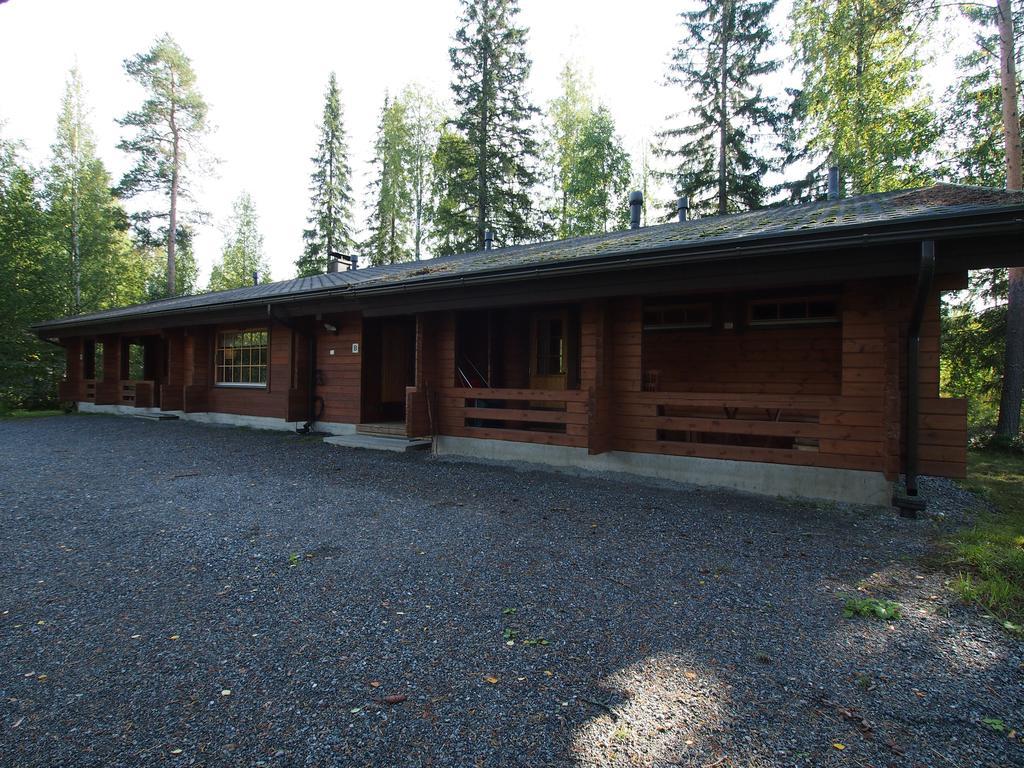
[
  {"left": 76, "top": 402, "right": 356, "bottom": 436},
  {"left": 433, "top": 435, "right": 893, "bottom": 507}
]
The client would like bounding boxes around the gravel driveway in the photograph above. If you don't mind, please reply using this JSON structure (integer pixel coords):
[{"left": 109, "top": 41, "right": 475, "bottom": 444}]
[{"left": 1, "top": 414, "right": 1020, "bottom": 767}]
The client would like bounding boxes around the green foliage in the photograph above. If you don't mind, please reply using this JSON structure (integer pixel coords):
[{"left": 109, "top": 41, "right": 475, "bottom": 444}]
[
  {"left": 46, "top": 68, "right": 147, "bottom": 315},
  {"left": 981, "top": 717, "right": 1007, "bottom": 733},
  {"left": 209, "top": 192, "right": 269, "bottom": 291},
  {"left": 363, "top": 95, "right": 414, "bottom": 265},
  {"left": 298, "top": 73, "right": 354, "bottom": 277},
  {"left": 438, "top": 0, "right": 541, "bottom": 252},
  {"left": 430, "top": 127, "right": 478, "bottom": 256},
  {"left": 0, "top": 136, "right": 63, "bottom": 410},
  {"left": 842, "top": 596, "right": 902, "bottom": 620},
  {"left": 789, "top": 0, "right": 939, "bottom": 198},
  {"left": 141, "top": 225, "right": 198, "bottom": 300},
  {"left": 951, "top": 450, "right": 1024, "bottom": 624},
  {"left": 544, "top": 63, "right": 632, "bottom": 237},
  {"left": 658, "top": 0, "right": 786, "bottom": 216},
  {"left": 942, "top": 4, "right": 1024, "bottom": 188},
  {"left": 117, "top": 34, "right": 210, "bottom": 298},
  {"left": 402, "top": 85, "right": 443, "bottom": 260},
  {"left": 942, "top": 270, "right": 1012, "bottom": 441}
]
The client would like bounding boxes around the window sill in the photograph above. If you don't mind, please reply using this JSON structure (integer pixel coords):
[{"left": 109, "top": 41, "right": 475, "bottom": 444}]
[{"left": 214, "top": 383, "right": 268, "bottom": 389}]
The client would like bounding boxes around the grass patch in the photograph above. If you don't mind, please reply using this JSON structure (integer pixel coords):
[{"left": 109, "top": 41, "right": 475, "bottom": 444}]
[
  {"left": 949, "top": 449, "right": 1024, "bottom": 627},
  {"left": 0, "top": 409, "right": 64, "bottom": 420},
  {"left": 842, "top": 596, "right": 901, "bottom": 621}
]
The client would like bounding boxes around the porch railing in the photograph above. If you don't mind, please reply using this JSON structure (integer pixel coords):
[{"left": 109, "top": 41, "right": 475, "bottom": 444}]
[
  {"left": 120, "top": 380, "right": 155, "bottom": 408},
  {"left": 437, "top": 387, "right": 590, "bottom": 448},
  {"left": 611, "top": 392, "right": 885, "bottom": 472}
]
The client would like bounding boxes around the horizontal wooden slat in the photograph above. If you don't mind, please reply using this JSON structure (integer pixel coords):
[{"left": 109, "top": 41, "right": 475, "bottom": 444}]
[
  {"left": 461, "top": 407, "right": 586, "bottom": 425},
  {"left": 624, "top": 415, "right": 882, "bottom": 442},
  {"left": 438, "top": 387, "right": 588, "bottom": 402}
]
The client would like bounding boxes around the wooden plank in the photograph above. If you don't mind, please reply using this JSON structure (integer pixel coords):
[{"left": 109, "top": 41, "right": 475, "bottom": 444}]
[
  {"left": 454, "top": 426, "right": 584, "bottom": 448},
  {"left": 438, "top": 387, "right": 588, "bottom": 402},
  {"left": 624, "top": 415, "right": 883, "bottom": 442},
  {"left": 462, "top": 407, "right": 587, "bottom": 425}
]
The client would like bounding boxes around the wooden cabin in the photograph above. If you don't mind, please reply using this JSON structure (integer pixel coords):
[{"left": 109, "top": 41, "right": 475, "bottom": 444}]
[{"left": 34, "top": 184, "right": 1024, "bottom": 509}]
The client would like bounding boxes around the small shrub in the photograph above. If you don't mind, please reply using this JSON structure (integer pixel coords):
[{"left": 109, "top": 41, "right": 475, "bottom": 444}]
[{"left": 843, "top": 597, "right": 901, "bottom": 621}]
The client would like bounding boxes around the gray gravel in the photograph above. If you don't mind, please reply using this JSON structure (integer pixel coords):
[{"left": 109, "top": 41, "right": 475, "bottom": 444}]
[{"left": 0, "top": 414, "right": 1021, "bottom": 768}]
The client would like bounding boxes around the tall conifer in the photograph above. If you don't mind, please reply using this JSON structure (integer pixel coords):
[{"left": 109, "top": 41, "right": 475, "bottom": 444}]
[
  {"left": 789, "top": 0, "right": 938, "bottom": 198},
  {"left": 297, "top": 73, "right": 354, "bottom": 276},
  {"left": 436, "top": 0, "right": 540, "bottom": 253},
  {"left": 657, "top": 0, "right": 785, "bottom": 216}
]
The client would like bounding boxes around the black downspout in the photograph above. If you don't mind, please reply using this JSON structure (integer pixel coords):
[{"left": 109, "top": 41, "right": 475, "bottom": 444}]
[{"left": 896, "top": 240, "right": 935, "bottom": 516}]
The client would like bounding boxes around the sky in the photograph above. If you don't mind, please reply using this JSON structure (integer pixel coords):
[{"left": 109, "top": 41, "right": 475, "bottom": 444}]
[{"left": 0, "top": 0, "right": 969, "bottom": 285}]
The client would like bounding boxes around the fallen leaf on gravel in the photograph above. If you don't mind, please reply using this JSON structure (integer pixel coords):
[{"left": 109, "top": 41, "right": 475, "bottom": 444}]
[
  {"left": 370, "top": 681, "right": 381, "bottom": 688},
  {"left": 221, "top": 689, "right": 231, "bottom": 696},
  {"left": 36, "top": 674, "right": 48, "bottom": 682},
  {"left": 383, "top": 694, "right": 407, "bottom": 704},
  {"left": 130, "top": 634, "right": 141, "bottom": 639},
  {"left": 12, "top": 717, "right": 24, "bottom": 729},
  {"left": 169, "top": 635, "right": 180, "bottom": 641},
  {"left": 484, "top": 676, "right": 499, "bottom": 684},
  {"left": 169, "top": 748, "right": 183, "bottom": 755},
  {"left": 833, "top": 743, "right": 845, "bottom": 750},
  {"left": 885, "top": 739, "right": 905, "bottom": 755},
  {"left": 350, "top": 707, "right": 362, "bottom": 714}
]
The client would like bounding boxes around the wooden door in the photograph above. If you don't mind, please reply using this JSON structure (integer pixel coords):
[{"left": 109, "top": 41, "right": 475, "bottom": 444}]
[
  {"left": 529, "top": 309, "right": 569, "bottom": 391},
  {"left": 381, "top": 322, "right": 410, "bottom": 403}
]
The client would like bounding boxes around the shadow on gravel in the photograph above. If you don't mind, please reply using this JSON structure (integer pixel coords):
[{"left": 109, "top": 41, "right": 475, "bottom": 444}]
[{"left": 0, "top": 416, "right": 1020, "bottom": 768}]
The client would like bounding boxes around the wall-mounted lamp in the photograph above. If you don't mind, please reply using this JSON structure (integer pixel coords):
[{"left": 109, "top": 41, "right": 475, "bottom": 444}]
[{"left": 323, "top": 322, "right": 338, "bottom": 334}]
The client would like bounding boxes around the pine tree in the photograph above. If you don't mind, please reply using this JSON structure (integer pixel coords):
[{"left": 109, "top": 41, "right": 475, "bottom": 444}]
[
  {"left": 430, "top": 127, "right": 478, "bottom": 256},
  {"left": 363, "top": 94, "right": 413, "bottom": 265},
  {"left": 789, "top": 0, "right": 938, "bottom": 198},
  {"left": 545, "top": 63, "right": 631, "bottom": 237},
  {"left": 0, "top": 135, "right": 63, "bottom": 409},
  {"left": 439, "top": 0, "right": 540, "bottom": 252},
  {"left": 944, "top": 2, "right": 1024, "bottom": 187},
  {"left": 209, "top": 193, "right": 269, "bottom": 291},
  {"left": 297, "top": 72, "right": 353, "bottom": 276},
  {"left": 46, "top": 68, "right": 146, "bottom": 315},
  {"left": 401, "top": 85, "right": 443, "bottom": 260},
  {"left": 142, "top": 225, "right": 198, "bottom": 300},
  {"left": 657, "top": 0, "right": 785, "bottom": 216},
  {"left": 117, "top": 34, "right": 209, "bottom": 297}
]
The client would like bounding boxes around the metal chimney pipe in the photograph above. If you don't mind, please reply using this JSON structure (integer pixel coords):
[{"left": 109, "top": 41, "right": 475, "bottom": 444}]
[
  {"left": 252, "top": 270, "right": 259, "bottom": 286},
  {"left": 827, "top": 166, "right": 840, "bottom": 200},
  {"left": 629, "top": 191, "right": 643, "bottom": 230},
  {"left": 676, "top": 196, "right": 690, "bottom": 222},
  {"left": 484, "top": 229, "right": 493, "bottom": 251}
]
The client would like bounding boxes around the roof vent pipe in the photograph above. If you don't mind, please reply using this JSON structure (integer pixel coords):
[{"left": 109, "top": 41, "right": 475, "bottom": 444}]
[
  {"left": 827, "top": 166, "right": 840, "bottom": 201},
  {"left": 676, "top": 196, "right": 690, "bottom": 222},
  {"left": 629, "top": 191, "right": 643, "bottom": 230},
  {"left": 484, "top": 228, "right": 493, "bottom": 251},
  {"left": 252, "top": 270, "right": 259, "bottom": 286}
]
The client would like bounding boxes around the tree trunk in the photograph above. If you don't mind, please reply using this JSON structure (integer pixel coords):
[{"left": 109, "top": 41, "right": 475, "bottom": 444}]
[
  {"left": 477, "top": 0, "right": 490, "bottom": 251},
  {"left": 998, "top": 0, "right": 1022, "bottom": 189},
  {"left": 168, "top": 129, "right": 179, "bottom": 297},
  {"left": 995, "top": 0, "right": 1023, "bottom": 440},
  {"left": 71, "top": 122, "right": 81, "bottom": 314},
  {"left": 717, "top": 0, "right": 732, "bottom": 216}
]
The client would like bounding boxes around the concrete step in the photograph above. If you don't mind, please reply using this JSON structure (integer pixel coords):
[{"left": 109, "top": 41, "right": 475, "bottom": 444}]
[
  {"left": 130, "top": 412, "right": 180, "bottom": 421},
  {"left": 324, "top": 434, "right": 431, "bottom": 453}
]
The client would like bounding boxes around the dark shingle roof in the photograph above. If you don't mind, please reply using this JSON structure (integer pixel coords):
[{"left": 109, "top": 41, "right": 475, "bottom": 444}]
[{"left": 33, "top": 183, "right": 1024, "bottom": 333}]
